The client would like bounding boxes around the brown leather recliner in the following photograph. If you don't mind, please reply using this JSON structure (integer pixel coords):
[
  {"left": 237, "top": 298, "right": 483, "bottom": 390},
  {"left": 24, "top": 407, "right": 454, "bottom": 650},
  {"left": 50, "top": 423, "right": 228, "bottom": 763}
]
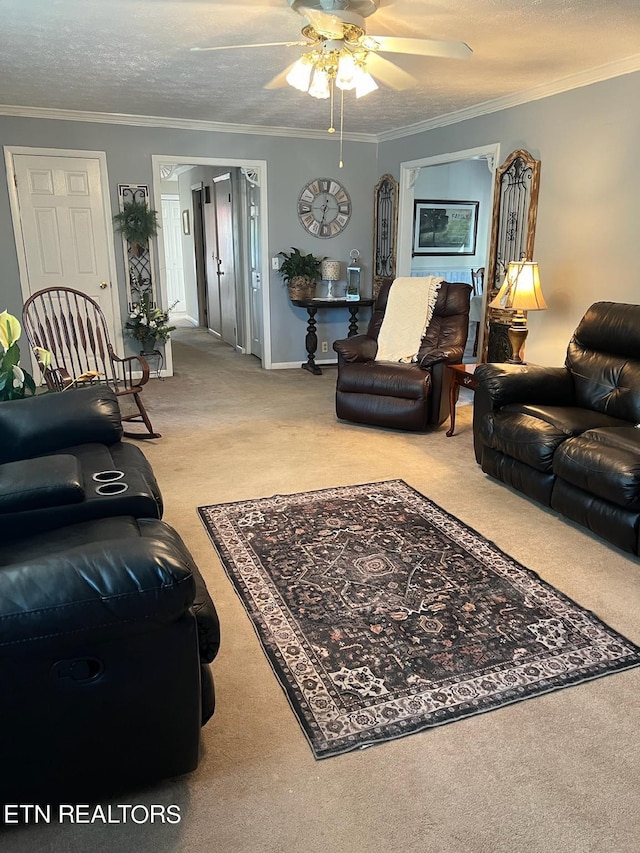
[{"left": 333, "top": 279, "right": 472, "bottom": 430}]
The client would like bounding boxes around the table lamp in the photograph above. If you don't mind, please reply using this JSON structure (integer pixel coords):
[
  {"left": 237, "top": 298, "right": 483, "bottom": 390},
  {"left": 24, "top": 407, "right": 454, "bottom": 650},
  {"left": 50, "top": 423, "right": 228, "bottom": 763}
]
[
  {"left": 321, "top": 259, "right": 341, "bottom": 299},
  {"left": 489, "top": 260, "right": 547, "bottom": 363}
]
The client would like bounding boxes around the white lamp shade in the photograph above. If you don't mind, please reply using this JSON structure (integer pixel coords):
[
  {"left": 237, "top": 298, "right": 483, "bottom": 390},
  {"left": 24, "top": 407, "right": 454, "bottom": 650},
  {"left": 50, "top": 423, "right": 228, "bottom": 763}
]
[
  {"left": 286, "top": 58, "right": 313, "bottom": 92},
  {"left": 489, "top": 261, "right": 547, "bottom": 311},
  {"left": 355, "top": 69, "right": 378, "bottom": 98},
  {"left": 309, "top": 68, "right": 331, "bottom": 99},
  {"left": 336, "top": 53, "right": 357, "bottom": 90},
  {"left": 321, "top": 259, "right": 342, "bottom": 281}
]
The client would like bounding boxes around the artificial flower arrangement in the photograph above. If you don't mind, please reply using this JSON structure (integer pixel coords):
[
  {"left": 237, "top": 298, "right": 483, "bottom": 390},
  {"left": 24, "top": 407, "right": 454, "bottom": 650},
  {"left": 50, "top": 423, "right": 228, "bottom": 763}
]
[
  {"left": 124, "top": 279, "right": 177, "bottom": 346},
  {"left": 0, "top": 310, "right": 50, "bottom": 402}
]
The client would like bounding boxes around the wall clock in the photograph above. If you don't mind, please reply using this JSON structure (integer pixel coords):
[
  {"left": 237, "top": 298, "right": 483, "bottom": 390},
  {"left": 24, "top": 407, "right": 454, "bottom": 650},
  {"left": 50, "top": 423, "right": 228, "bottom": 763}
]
[{"left": 297, "top": 178, "right": 351, "bottom": 239}]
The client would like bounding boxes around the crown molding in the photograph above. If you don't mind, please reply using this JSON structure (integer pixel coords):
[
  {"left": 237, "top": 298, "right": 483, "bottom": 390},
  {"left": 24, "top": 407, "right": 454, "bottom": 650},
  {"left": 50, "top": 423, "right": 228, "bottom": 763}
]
[
  {"left": 0, "top": 104, "right": 377, "bottom": 143},
  {"left": 1, "top": 53, "right": 638, "bottom": 145},
  {"left": 376, "top": 53, "right": 640, "bottom": 142}
]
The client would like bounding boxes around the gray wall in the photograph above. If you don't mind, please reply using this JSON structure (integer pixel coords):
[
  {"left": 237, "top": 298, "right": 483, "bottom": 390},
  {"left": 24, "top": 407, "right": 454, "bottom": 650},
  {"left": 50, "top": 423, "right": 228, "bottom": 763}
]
[
  {"left": 0, "top": 116, "right": 377, "bottom": 366},
  {"left": 3, "top": 70, "right": 640, "bottom": 367},
  {"left": 378, "top": 70, "right": 640, "bottom": 366}
]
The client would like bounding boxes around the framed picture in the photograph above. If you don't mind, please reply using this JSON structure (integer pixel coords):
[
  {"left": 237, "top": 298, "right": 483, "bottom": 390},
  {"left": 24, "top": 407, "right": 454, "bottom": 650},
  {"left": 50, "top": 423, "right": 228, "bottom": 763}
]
[
  {"left": 182, "top": 209, "right": 190, "bottom": 236},
  {"left": 413, "top": 199, "right": 479, "bottom": 256}
]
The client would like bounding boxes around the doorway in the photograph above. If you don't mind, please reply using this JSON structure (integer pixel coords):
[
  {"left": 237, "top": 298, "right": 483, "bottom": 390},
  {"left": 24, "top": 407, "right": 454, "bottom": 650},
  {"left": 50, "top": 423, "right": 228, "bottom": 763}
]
[
  {"left": 396, "top": 144, "right": 500, "bottom": 361},
  {"left": 152, "top": 156, "right": 270, "bottom": 373},
  {"left": 196, "top": 170, "right": 239, "bottom": 349}
]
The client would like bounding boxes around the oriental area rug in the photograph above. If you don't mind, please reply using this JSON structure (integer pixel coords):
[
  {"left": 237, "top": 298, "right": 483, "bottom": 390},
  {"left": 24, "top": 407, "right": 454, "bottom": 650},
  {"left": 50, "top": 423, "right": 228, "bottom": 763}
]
[{"left": 198, "top": 480, "right": 640, "bottom": 759}]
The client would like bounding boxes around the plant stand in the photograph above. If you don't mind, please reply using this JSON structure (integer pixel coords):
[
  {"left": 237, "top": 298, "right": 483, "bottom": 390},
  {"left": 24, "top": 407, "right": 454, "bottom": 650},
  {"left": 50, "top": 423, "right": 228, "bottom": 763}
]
[{"left": 140, "top": 347, "right": 164, "bottom": 380}]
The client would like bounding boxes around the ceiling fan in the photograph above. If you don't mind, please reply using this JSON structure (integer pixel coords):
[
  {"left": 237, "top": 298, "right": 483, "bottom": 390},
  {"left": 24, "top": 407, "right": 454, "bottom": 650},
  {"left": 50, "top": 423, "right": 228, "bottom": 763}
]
[{"left": 191, "top": 0, "right": 473, "bottom": 94}]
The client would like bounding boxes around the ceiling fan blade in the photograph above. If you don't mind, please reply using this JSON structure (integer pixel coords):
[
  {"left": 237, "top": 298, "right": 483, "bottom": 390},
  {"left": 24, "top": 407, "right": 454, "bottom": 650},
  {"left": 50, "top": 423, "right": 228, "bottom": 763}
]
[
  {"left": 264, "top": 62, "right": 300, "bottom": 90},
  {"left": 191, "top": 41, "right": 308, "bottom": 53},
  {"left": 366, "top": 35, "right": 473, "bottom": 60},
  {"left": 364, "top": 53, "right": 416, "bottom": 91},
  {"left": 301, "top": 8, "right": 345, "bottom": 39}
]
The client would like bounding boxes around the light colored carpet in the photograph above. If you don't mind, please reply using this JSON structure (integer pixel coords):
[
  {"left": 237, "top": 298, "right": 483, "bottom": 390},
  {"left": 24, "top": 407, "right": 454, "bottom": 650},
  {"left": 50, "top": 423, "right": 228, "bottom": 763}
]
[{"left": 5, "top": 329, "right": 640, "bottom": 853}]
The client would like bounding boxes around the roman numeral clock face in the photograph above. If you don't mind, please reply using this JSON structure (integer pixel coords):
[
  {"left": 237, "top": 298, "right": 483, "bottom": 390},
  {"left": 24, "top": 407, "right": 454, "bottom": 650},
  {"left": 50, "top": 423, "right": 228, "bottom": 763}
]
[{"left": 297, "top": 178, "right": 352, "bottom": 239}]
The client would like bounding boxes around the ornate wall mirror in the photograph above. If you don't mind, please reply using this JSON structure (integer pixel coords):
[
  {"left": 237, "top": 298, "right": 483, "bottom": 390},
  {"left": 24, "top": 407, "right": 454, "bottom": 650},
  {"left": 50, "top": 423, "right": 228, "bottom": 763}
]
[
  {"left": 372, "top": 174, "right": 399, "bottom": 299},
  {"left": 482, "top": 149, "right": 541, "bottom": 361}
]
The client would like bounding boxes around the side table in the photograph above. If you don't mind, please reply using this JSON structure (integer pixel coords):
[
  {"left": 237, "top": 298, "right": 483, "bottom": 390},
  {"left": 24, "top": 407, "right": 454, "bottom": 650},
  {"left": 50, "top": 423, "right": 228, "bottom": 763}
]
[{"left": 446, "top": 363, "right": 479, "bottom": 436}]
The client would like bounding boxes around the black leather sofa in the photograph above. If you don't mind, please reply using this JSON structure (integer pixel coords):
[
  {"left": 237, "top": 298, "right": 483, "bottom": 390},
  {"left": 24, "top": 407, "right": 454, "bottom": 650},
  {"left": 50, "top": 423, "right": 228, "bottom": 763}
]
[
  {"left": 0, "top": 387, "right": 220, "bottom": 804},
  {"left": 0, "top": 385, "right": 162, "bottom": 536},
  {"left": 333, "top": 279, "right": 471, "bottom": 430},
  {"left": 473, "top": 301, "right": 640, "bottom": 555}
]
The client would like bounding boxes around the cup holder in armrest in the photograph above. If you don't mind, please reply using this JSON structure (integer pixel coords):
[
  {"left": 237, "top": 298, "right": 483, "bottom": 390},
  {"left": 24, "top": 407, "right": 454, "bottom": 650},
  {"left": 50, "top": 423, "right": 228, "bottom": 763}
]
[
  {"left": 95, "top": 482, "right": 129, "bottom": 496},
  {"left": 92, "top": 470, "right": 125, "bottom": 483}
]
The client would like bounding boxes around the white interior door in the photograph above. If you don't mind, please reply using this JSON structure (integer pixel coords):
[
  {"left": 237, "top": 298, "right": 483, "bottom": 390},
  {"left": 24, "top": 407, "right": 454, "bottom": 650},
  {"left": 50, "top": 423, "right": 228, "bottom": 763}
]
[
  {"left": 160, "top": 195, "right": 186, "bottom": 317},
  {"left": 11, "top": 153, "right": 119, "bottom": 335}
]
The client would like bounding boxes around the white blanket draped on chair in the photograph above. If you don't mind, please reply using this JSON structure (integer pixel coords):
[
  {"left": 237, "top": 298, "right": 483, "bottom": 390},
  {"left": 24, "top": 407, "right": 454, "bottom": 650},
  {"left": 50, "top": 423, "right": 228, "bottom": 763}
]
[{"left": 375, "top": 277, "right": 444, "bottom": 363}]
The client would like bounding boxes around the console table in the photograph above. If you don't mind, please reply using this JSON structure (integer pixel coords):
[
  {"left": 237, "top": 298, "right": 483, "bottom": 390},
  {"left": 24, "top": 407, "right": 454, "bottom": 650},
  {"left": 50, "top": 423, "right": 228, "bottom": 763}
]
[{"left": 292, "top": 297, "right": 374, "bottom": 375}]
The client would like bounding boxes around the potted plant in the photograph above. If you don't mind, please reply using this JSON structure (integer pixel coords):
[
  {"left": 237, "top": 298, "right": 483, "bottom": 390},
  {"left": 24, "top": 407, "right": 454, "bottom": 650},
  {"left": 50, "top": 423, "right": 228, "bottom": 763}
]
[
  {"left": 113, "top": 200, "right": 160, "bottom": 256},
  {"left": 278, "top": 247, "right": 324, "bottom": 300},
  {"left": 124, "top": 279, "right": 177, "bottom": 353}
]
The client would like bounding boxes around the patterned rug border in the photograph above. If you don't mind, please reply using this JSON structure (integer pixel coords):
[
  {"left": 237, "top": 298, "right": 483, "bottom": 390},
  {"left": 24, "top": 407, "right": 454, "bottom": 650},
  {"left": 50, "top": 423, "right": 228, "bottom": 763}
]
[{"left": 198, "top": 480, "right": 640, "bottom": 759}]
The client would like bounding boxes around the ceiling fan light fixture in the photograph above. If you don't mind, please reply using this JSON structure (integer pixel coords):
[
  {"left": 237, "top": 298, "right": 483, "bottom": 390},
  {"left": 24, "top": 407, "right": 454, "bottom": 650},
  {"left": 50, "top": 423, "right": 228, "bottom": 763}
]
[
  {"left": 336, "top": 52, "right": 357, "bottom": 90},
  {"left": 355, "top": 68, "right": 378, "bottom": 97},
  {"left": 309, "top": 67, "right": 331, "bottom": 98},
  {"left": 286, "top": 56, "right": 314, "bottom": 91}
]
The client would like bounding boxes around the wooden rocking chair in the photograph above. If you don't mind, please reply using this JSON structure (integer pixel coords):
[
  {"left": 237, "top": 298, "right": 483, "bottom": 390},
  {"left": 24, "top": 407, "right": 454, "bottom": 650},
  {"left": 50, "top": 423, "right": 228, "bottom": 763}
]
[{"left": 22, "top": 286, "right": 160, "bottom": 438}]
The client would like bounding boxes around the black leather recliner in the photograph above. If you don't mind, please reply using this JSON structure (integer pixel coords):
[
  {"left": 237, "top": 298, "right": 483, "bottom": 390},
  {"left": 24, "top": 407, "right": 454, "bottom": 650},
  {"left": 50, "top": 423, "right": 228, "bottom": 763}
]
[
  {"left": 0, "top": 387, "right": 220, "bottom": 804},
  {"left": 333, "top": 279, "right": 472, "bottom": 430},
  {"left": 473, "top": 301, "right": 640, "bottom": 555},
  {"left": 0, "top": 385, "right": 162, "bottom": 536}
]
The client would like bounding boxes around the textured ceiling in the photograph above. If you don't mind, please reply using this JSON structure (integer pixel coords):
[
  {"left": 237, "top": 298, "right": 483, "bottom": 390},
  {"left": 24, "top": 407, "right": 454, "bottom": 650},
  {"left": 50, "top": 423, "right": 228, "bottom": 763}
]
[{"left": 1, "top": 0, "right": 639, "bottom": 136}]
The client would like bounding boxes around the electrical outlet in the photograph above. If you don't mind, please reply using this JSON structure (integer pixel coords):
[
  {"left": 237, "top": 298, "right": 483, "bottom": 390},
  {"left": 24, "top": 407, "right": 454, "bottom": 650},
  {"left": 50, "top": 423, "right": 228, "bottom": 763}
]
[{"left": 321, "top": 341, "right": 328, "bottom": 353}]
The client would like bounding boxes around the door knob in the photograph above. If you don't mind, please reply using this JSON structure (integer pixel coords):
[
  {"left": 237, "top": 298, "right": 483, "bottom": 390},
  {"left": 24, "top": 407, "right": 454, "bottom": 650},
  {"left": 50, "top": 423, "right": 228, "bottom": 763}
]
[{"left": 99, "top": 281, "right": 108, "bottom": 289}]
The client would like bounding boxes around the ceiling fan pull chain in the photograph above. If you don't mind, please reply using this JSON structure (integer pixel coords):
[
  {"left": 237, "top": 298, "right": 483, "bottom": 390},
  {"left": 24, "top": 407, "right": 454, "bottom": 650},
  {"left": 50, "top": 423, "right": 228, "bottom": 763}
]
[
  {"left": 339, "top": 86, "right": 345, "bottom": 169},
  {"left": 328, "top": 78, "right": 336, "bottom": 134}
]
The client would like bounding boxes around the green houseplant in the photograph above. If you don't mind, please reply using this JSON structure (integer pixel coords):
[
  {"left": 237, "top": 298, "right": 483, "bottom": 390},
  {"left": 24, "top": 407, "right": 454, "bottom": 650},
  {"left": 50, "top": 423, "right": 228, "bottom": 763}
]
[
  {"left": 0, "top": 310, "right": 50, "bottom": 401},
  {"left": 113, "top": 200, "right": 160, "bottom": 256},
  {"left": 278, "top": 247, "right": 324, "bottom": 300}
]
